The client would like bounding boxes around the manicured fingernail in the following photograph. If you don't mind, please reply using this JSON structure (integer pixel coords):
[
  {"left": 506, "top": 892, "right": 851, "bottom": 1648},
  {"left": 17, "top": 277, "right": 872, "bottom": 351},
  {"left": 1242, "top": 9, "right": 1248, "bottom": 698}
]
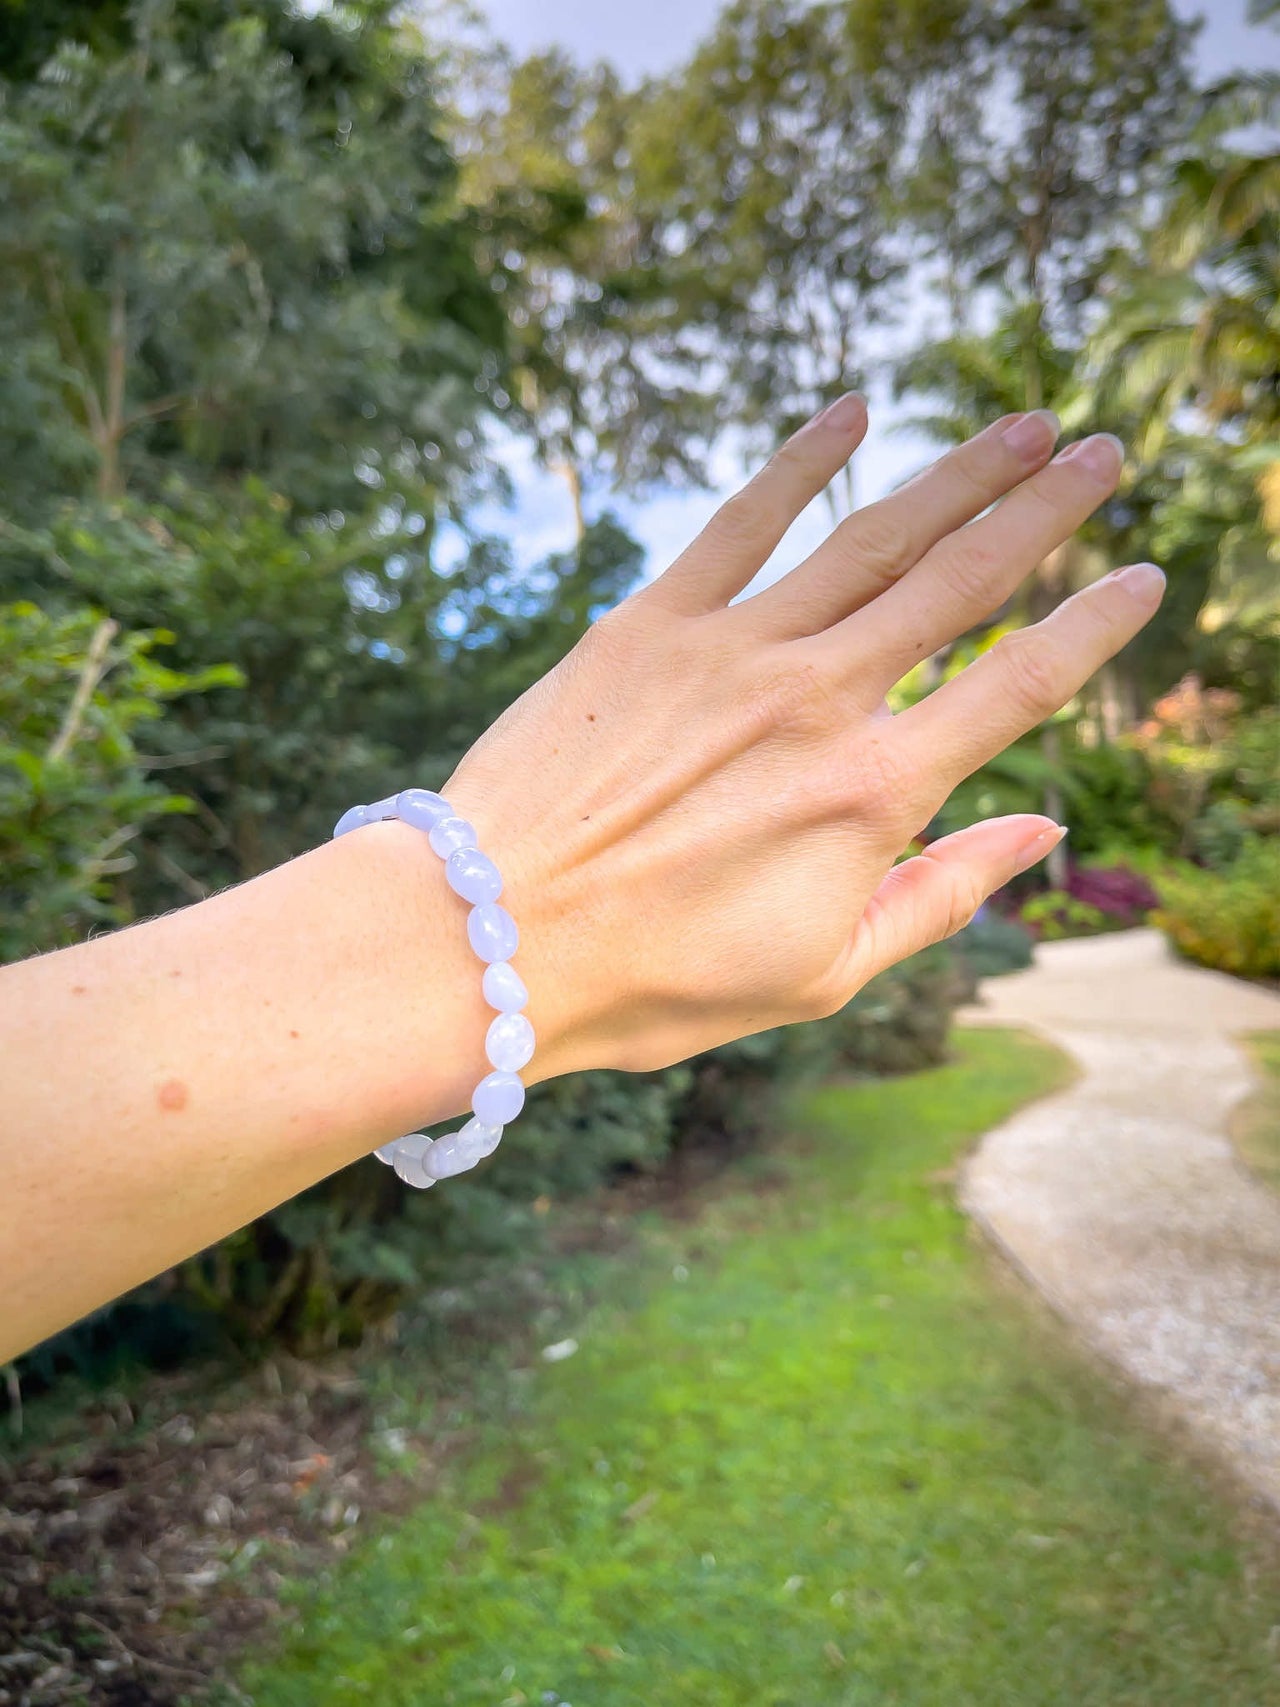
[
  {"left": 1000, "top": 409, "right": 1059, "bottom": 460},
  {"left": 811, "top": 391, "right": 866, "bottom": 433},
  {"left": 1056, "top": 432, "right": 1124, "bottom": 478},
  {"left": 1109, "top": 562, "right": 1166, "bottom": 602},
  {"left": 1011, "top": 823, "right": 1067, "bottom": 878}
]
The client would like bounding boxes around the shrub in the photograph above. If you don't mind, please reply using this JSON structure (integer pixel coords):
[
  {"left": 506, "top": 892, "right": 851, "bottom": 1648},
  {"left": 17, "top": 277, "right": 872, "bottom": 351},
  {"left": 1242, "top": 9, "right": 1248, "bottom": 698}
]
[
  {"left": 1066, "top": 862, "right": 1159, "bottom": 925},
  {"left": 1059, "top": 736, "right": 1172, "bottom": 857},
  {"left": 1018, "top": 889, "right": 1109, "bottom": 941},
  {"left": 1154, "top": 839, "right": 1280, "bottom": 981},
  {"left": 0, "top": 602, "right": 238, "bottom": 961},
  {"left": 954, "top": 908, "right": 1036, "bottom": 978}
]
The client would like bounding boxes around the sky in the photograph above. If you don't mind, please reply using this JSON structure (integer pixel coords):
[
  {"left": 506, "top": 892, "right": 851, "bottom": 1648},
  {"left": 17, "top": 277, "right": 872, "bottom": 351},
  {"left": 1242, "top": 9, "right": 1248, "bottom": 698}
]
[{"left": 452, "top": 0, "right": 1280, "bottom": 591}]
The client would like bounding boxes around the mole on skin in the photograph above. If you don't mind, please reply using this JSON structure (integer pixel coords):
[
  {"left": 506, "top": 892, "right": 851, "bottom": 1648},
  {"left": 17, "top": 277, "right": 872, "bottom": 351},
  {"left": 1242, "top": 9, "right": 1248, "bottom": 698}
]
[{"left": 157, "top": 1078, "right": 189, "bottom": 1113}]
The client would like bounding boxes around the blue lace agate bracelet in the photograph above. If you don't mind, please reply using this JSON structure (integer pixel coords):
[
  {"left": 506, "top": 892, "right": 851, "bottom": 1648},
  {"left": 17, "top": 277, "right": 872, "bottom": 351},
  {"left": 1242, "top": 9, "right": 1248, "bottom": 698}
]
[{"left": 333, "top": 789, "right": 534, "bottom": 1189}]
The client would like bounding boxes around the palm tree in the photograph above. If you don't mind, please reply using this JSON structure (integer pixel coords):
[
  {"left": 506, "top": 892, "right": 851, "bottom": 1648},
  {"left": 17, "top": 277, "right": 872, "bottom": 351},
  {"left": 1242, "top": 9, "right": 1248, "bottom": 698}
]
[{"left": 1084, "top": 147, "right": 1280, "bottom": 459}]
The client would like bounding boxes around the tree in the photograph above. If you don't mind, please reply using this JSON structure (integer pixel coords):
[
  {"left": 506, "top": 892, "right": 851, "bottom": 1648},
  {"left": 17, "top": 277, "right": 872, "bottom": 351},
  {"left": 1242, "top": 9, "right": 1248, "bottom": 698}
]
[
  {"left": 446, "top": 42, "right": 722, "bottom": 534},
  {"left": 608, "top": 0, "right": 907, "bottom": 512},
  {"left": 0, "top": 0, "right": 504, "bottom": 516}
]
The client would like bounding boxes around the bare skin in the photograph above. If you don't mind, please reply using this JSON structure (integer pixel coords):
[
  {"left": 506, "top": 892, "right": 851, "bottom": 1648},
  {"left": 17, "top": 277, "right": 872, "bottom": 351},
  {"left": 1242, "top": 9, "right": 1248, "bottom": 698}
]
[{"left": 0, "top": 400, "right": 1164, "bottom": 1359}]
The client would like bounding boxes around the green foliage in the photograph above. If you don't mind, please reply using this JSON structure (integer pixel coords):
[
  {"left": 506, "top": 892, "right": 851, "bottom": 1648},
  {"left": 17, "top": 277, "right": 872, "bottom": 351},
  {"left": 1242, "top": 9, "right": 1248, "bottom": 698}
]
[
  {"left": 0, "top": 600, "right": 235, "bottom": 959},
  {"left": 241, "top": 1032, "right": 1280, "bottom": 1707},
  {"left": 0, "top": 0, "right": 503, "bottom": 514},
  {"left": 1054, "top": 734, "right": 1172, "bottom": 858},
  {"left": 954, "top": 909, "right": 1037, "bottom": 978},
  {"left": 1155, "top": 839, "right": 1280, "bottom": 980},
  {"left": 1018, "top": 889, "right": 1109, "bottom": 942}
]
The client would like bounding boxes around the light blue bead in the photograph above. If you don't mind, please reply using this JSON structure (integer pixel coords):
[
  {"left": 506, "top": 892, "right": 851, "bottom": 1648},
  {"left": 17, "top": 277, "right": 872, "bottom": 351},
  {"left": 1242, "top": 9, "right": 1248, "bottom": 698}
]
[
  {"left": 467, "top": 903, "right": 518, "bottom": 963},
  {"left": 393, "top": 1148, "right": 435, "bottom": 1189},
  {"left": 424, "top": 1129, "right": 477, "bottom": 1179},
  {"left": 460, "top": 1116, "right": 503, "bottom": 1159},
  {"left": 396, "top": 788, "right": 452, "bottom": 831},
  {"left": 486, "top": 1012, "right": 535, "bottom": 1072},
  {"left": 425, "top": 1117, "right": 503, "bottom": 1180},
  {"left": 373, "top": 1141, "right": 398, "bottom": 1164},
  {"left": 333, "top": 805, "right": 369, "bottom": 838},
  {"left": 395, "top": 1132, "right": 432, "bottom": 1160},
  {"left": 428, "top": 816, "right": 478, "bottom": 857},
  {"left": 482, "top": 961, "right": 528, "bottom": 1013},
  {"left": 445, "top": 847, "right": 503, "bottom": 905},
  {"left": 364, "top": 794, "right": 400, "bottom": 821},
  {"left": 473, "top": 1070, "right": 525, "bottom": 1125}
]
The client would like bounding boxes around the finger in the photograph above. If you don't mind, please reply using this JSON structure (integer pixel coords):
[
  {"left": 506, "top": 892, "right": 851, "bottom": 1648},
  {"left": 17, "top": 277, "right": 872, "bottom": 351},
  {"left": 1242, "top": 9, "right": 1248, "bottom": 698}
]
[
  {"left": 648, "top": 393, "right": 868, "bottom": 615},
  {"left": 846, "top": 815, "right": 1064, "bottom": 982},
  {"left": 741, "top": 409, "right": 1060, "bottom": 637},
  {"left": 814, "top": 433, "right": 1125, "bottom": 698},
  {"left": 895, "top": 563, "right": 1165, "bottom": 788}
]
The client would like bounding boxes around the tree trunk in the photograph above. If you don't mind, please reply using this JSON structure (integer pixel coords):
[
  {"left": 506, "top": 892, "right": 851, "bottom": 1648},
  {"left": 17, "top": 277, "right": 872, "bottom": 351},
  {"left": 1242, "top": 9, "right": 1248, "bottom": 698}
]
[
  {"left": 554, "top": 457, "right": 586, "bottom": 545},
  {"left": 1097, "top": 659, "right": 1124, "bottom": 745},
  {"left": 96, "top": 261, "right": 128, "bottom": 500}
]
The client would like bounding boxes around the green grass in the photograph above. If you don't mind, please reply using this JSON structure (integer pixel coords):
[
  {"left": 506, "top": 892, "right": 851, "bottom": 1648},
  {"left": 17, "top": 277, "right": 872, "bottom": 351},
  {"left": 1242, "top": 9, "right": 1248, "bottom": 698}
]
[
  {"left": 1233, "top": 1031, "right": 1280, "bottom": 1194},
  {"left": 240, "top": 1031, "right": 1278, "bottom": 1707}
]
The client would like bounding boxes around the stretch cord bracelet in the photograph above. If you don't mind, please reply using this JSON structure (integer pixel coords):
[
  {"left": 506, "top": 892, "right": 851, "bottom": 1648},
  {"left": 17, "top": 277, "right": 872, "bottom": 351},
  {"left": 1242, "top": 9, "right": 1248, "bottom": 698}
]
[{"left": 332, "top": 789, "right": 534, "bottom": 1190}]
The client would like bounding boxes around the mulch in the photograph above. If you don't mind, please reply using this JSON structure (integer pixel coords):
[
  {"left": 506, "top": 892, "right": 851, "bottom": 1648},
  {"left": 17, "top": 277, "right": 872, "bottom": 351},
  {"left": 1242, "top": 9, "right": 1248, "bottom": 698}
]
[
  {"left": 0, "top": 1133, "right": 773, "bottom": 1704},
  {"left": 0, "top": 1361, "right": 439, "bottom": 1706}
]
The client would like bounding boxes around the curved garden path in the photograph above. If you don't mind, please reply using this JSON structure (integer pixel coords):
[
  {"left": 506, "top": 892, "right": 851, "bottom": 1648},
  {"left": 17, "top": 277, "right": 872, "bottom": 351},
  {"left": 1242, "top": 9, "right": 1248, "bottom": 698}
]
[{"left": 959, "top": 928, "right": 1280, "bottom": 1509}]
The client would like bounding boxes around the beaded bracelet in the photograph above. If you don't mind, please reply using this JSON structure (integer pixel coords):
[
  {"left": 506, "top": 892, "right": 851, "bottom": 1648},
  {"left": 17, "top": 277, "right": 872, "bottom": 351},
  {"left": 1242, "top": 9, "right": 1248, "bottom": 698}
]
[{"left": 332, "top": 789, "right": 533, "bottom": 1190}]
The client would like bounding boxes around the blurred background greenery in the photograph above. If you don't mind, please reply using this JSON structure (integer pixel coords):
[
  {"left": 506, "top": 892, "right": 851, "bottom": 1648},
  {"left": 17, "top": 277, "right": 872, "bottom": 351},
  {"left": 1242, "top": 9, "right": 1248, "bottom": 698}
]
[{"left": 0, "top": 0, "right": 1278, "bottom": 1699}]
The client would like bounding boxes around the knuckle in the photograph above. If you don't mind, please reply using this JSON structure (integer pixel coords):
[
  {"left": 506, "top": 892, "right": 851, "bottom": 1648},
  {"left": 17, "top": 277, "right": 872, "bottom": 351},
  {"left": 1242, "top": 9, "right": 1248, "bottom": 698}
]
[
  {"left": 944, "top": 441, "right": 998, "bottom": 505},
  {"left": 575, "top": 602, "right": 633, "bottom": 665},
  {"left": 767, "top": 437, "right": 814, "bottom": 483},
  {"left": 1021, "top": 474, "right": 1069, "bottom": 527},
  {"left": 846, "top": 735, "right": 916, "bottom": 824},
  {"left": 708, "top": 486, "right": 775, "bottom": 553},
  {"left": 990, "top": 627, "right": 1059, "bottom": 716},
  {"left": 746, "top": 655, "right": 842, "bottom": 740},
  {"left": 940, "top": 532, "right": 1002, "bottom": 604},
  {"left": 843, "top": 507, "right": 910, "bottom": 593}
]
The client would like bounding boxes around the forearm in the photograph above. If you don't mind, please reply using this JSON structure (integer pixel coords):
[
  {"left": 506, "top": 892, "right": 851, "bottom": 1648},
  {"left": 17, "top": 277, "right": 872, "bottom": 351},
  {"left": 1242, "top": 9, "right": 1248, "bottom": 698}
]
[{"left": 0, "top": 820, "right": 544, "bottom": 1360}]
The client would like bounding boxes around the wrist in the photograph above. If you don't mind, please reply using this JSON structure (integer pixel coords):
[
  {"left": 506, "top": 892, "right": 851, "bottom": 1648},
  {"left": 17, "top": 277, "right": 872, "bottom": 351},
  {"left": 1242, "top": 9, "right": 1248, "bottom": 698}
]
[{"left": 437, "top": 771, "right": 605, "bottom": 1086}]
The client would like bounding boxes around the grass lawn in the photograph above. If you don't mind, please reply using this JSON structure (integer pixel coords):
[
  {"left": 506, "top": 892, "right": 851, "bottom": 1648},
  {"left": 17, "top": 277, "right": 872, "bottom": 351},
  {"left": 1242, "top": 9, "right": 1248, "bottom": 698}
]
[
  {"left": 239, "top": 1030, "right": 1279, "bottom": 1707},
  {"left": 1233, "top": 1031, "right": 1280, "bottom": 1194}
]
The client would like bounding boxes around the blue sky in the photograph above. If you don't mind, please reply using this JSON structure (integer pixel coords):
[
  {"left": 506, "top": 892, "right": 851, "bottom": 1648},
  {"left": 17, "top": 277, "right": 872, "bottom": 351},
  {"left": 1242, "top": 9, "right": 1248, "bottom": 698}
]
[{"left": 456, "top": 1, "right": 1280, "bottom": 592}]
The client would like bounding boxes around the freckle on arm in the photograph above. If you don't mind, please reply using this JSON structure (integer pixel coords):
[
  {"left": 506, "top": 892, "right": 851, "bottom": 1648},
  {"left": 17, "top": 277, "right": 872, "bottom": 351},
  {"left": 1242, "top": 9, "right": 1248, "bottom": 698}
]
[{"left": 156, "top": 1078, "right": 189, "bottom": 1113}]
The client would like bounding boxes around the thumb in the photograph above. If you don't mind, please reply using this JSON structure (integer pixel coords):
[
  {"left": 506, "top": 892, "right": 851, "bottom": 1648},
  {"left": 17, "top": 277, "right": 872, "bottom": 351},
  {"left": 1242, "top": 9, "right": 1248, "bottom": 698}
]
[{"left": 849, "top": 815, "right": 1065, "bottom": 982}]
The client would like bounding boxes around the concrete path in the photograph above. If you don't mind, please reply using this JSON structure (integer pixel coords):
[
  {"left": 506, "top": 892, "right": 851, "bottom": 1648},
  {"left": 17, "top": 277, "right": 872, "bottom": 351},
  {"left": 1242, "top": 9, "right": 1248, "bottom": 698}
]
[{"left": 958, "top": 928, "right": 1280, "bottom": 1509}]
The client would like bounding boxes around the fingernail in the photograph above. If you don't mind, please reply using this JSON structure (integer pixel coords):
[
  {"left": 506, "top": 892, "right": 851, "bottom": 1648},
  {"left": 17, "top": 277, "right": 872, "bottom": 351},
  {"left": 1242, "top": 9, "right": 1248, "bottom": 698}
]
[
  {"left": 1011, "top": 823, "right": 1067, "bottom": 877},
  {"left": 811, "top": 391, "right": 866, "bottom": 433},
  {"left": 1000, "top": 409, "right": 1059, "bottom": 460},
  {"left": 1056, "top": 433, "right": 1124, "bottom": 478},
  {"left": 1108, "top": 562, "right": 1166, "bottom": 602}
]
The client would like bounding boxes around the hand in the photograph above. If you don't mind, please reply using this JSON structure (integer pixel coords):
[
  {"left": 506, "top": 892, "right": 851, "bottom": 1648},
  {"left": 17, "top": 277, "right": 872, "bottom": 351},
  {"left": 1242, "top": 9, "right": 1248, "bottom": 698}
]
[{"left": 446, "top": 399, "right": 1162, "bottom": 1079}]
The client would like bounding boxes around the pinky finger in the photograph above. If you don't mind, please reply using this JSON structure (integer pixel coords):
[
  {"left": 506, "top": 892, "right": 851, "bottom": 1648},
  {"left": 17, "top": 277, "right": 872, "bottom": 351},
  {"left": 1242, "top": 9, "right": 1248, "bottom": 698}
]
[{"left": 847, "top": 815, "right": 1065, "bottom": 983}]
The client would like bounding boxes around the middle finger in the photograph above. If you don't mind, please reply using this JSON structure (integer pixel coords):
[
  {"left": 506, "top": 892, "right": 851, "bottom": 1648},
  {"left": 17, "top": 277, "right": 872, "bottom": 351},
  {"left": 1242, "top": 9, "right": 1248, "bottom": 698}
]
[{"left": 740, "top": 409, "right": 1060, "bottom": 638}]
